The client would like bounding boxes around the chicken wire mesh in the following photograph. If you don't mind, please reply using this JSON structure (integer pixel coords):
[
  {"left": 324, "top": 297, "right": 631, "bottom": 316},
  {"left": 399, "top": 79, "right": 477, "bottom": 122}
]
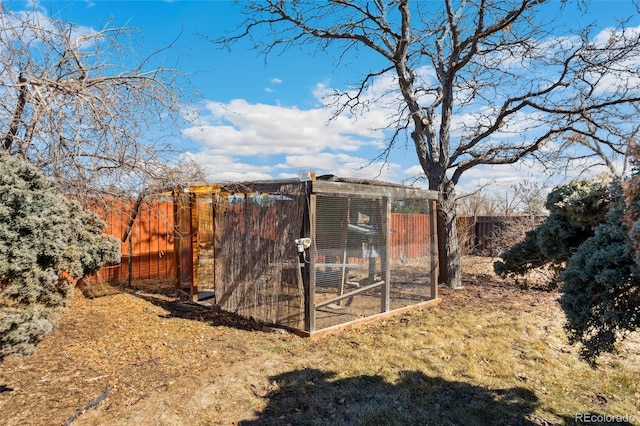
[{"left": 311, "top": 195, "right": 435, "bottom": 331}]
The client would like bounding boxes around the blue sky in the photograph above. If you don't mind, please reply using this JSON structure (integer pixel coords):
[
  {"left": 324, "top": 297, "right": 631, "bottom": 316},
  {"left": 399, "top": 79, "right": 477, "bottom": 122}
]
[{"left": 6, "top": 0, "right": 640, "bottom": 194}]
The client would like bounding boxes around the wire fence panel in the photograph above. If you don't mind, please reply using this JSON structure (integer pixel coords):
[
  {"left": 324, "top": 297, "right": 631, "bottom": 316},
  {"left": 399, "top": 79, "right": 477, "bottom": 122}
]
[
  {"left": 312, "top": 196, "right": 435, "bottom": 331},
  {"left": 313, "top": 196, "right": 386, "bottom": 329}
]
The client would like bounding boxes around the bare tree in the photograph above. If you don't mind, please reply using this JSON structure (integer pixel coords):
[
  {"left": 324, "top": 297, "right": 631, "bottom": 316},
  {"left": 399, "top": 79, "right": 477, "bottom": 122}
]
[
  {"left": 495, "top": 185, "right": 524, "bottom": 217},
  {"left": 513, "top": 181, "right": 548, "bottom": 216},
  {"left": 216, "top": 0, "right": 640, "bottom": 288},
  {"left": 0, "top": 6, "right": 197, "bottom": 203},
  {"left": 457, "top": 190, "right": 500, "bottom": 217}
]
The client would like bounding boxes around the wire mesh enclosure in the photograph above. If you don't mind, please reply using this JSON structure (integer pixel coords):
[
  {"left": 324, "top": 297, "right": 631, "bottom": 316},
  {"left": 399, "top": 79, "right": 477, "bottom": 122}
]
[{"left": 173, "top": 175, "right": 440, "bottom": 336}]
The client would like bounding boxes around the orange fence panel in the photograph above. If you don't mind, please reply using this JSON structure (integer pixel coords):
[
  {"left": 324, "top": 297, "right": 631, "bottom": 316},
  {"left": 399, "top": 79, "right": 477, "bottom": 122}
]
[
  {"left": 89, "top": 198, "right": 175, "bottom": 283},
  {"left": 390, "top": 213, "right": 431, "bottom": 259}
]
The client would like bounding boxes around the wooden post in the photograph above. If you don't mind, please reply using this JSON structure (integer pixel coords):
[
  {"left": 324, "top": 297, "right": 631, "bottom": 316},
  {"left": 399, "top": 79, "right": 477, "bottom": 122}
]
[
  {"left": 381, "top": 196, "right": 391, "bottom": 312},
  {"left": 305, "top": 190, "right": 317, "bottom": 333},
  {"left": 190, "top": 191, "right": 199, "bottom": 301},
  {"left": 128, "top": 233, "right": 133, "bottom": 288},
  {"left": 173, "top": 190, "right": 182, "bottom": 295},
  {"left": 212, "top": 193, "right": 218, "bottom": 305},
  {"left": 430, "top": 199, "right": 439, "bottom": 299},
  {"left": 122, "top": 192, "right": 146, "bottom": 287},
  {"left": 338, "top": 197, "right": 350, "bottom": 305}
]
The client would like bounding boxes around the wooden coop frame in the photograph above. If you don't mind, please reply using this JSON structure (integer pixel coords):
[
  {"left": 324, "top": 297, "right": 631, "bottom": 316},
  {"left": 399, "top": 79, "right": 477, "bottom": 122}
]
[{"left": 173, "top": 174, "right": 440, "bottom": 337}]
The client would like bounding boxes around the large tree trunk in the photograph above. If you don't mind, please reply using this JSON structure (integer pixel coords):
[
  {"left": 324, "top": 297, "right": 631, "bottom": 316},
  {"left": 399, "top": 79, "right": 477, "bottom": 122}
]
[{"left": 436, "top": 180, "right": 463, "bottom": 289}]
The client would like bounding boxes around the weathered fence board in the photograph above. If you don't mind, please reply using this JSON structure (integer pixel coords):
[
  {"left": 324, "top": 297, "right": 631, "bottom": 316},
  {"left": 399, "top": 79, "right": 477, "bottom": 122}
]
[
  {"left": 390, "top": 213, "right": 431, "bottom": 259},
  {"left": 90, "top": 199, "right": 544, "bottom": 284},
  {"left": 457, "top": 215, "right": 546, "bottom": 256},
  {"left": 90, "top": 198, "right": 175, "bottom": 283},
  {"left": 91, "top": 200, "right": 436, "bottom": 284}
]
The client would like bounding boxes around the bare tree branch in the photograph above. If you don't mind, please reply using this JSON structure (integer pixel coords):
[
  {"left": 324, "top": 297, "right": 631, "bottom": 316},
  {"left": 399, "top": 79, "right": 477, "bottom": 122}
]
[
  {"left": 213, "top": 0, "right": 640, "bottom": 288},
  {"left": 0, "top": 6, "right": 197, "bottom": 203}
]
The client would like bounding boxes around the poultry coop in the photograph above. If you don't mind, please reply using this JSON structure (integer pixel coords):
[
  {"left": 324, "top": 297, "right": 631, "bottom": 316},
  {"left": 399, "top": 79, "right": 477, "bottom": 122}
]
[{"left": 173, "top": 174, "right": 440, "bottom": 336}]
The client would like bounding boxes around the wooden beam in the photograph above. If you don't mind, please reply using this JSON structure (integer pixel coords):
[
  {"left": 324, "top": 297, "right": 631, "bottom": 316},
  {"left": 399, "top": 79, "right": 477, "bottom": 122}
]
[
  {"left": 338, "top": 197, "right": 350, "bottom": 306},
  {"left": 190, "top": 191, "right": 199, "bottom": 302},
  {"left": 291, "top": 297, "right": 442, "bottom": 338},
  {"left": 212, "top": 193, "right": 218, "bottom": 304},
  {"left": 311, "top": 180, "right": 438, "bottom": 200},
  {"left": 219, "top": 179, "right": 303, "bottom": 195},
  {"left": 305, "top": 190, "right": 317, "bottom": 333},
  {"left": 315, "top": 281, "right": 385, "bottom": 309},
  {"left": 172, "top": 191, "right": 182, "bottom": 293},
  {"left": 430, "top": 199, "right": 439, "bottom": 300},
  {"left": 382, "top": 196, "right": 391, "bottom": 312}
]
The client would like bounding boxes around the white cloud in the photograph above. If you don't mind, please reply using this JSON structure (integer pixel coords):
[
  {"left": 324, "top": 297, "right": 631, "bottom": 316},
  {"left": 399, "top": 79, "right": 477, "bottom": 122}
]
[
  {"left": 186, "top": 99, "right": 382, "bottom": 154},
  {"left": 0, "top": 7, "right": 97, "bottom": 50},
  {"left": 403, "top": 165, "right": 425, "bottom": 179},
  {"left": 195, "top": 153, "right": 275, "bottom": 182},
  {"left": 181, "top": 90, "right": 398, "bottom": 182},
  {"left": 180, "top": 25, "right": 636, "bottom": 188},
  {"left": 179, "top": 66, "right": 444, "bottom": 184},
  {"left": 583, "top": 25, "right": 640, "bottom": 94},
  {"left": 273, "top": 152, "right": 401, "bottom": 181},
  {"left": 264, "top": 78, "right": 283, "bottom": 93},
  {"left": 453, "top": 154, "right": 624, "bottom": 198}
]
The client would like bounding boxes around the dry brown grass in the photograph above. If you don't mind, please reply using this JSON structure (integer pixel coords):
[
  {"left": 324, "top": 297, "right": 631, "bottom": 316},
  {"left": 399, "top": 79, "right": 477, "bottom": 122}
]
[{"left": 0, "top": 256, "right": 638, "bottom": 425}]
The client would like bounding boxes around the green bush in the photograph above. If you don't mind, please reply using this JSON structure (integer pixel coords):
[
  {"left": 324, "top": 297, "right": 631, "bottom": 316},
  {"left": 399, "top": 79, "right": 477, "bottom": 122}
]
[
  {"left": 495, "top": 177, "right": 640, "bottom": 362},
  {"left": 0, "top": 154, "right": 120, "bottom": 361},
  {"left": 493, "top": 179, "right": 609, "bottom": 288},
  {"left": 559, "top": 184, "right": 640, "bottom": 364}
]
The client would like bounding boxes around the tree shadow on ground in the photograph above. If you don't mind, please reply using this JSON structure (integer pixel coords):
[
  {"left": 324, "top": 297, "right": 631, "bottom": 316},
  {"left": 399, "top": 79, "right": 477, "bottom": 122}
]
[{"left": 239, "top": 368, "right": 543, "bottom": 426}]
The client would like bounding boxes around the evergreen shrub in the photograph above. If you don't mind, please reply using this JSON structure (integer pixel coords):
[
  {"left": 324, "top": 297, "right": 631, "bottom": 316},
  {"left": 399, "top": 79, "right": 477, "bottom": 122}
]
[{"left": 0, "top": 154, "right": 120, "bottom": 361}]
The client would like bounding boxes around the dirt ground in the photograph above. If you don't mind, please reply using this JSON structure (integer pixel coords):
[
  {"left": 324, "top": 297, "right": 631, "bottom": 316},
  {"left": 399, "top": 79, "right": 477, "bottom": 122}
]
[{"left": 0, "top": 257, "right": 636, "bottom": 425}]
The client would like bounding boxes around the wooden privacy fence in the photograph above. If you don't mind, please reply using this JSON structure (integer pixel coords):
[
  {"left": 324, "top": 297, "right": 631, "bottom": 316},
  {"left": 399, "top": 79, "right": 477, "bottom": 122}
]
[
  {"left": 390, "top": 213, "right": 432, "bottom": 259},
  {"left": 89, "top": 197, "right": 175, "bottom": 283},
  {"left": 91, "top": 200, "right": 433, "bottom": 284},
  {"left": 457, "top": 215, "right": 547, "bottom": 256}
]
